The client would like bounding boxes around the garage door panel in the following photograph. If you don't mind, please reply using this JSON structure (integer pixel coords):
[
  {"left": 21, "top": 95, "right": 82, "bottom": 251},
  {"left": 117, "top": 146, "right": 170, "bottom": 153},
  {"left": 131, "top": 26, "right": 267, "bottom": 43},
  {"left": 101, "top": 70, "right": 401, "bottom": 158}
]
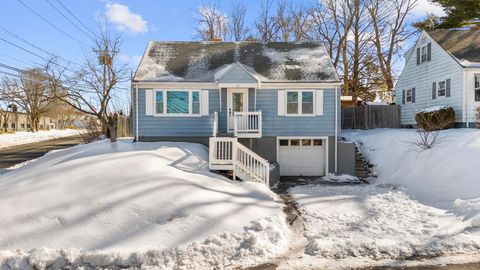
[{"left": 278, "top": 140, "right": 325, "bottom": 176}]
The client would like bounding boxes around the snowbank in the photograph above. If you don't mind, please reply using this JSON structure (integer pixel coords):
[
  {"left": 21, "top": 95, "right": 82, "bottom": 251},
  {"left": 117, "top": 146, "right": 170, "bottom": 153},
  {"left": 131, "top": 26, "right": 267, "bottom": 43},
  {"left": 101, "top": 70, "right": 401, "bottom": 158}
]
[
  {"left": 291, "top": 184, "right": 480, "bottom": 261},
  {"left": 343, "top": 129, "right": 480, "bottom": 226},
  {"left": 0, "top": 140, "right": 288, "bottom": 269},
  {"left": 0, "top": 129, "right": 80, "bottom": 149},
  {"left": 418, "top": 105, "right": 450, "bottom": 113}
]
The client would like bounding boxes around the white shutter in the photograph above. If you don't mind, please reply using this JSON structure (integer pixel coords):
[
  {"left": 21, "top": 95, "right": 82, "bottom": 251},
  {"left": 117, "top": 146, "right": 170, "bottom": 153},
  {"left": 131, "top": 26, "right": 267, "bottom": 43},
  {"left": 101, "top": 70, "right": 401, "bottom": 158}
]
[
  {"left": 201, "top": 90, "right": 209, "bottom": 116},
  {"left": 277, "top": 90, "right": 285, "bottom": 116},
  {"left": 145, "top": 89, "right": 154, "bottom": 115},
  {"left": 315, "top": 90, "right": 324, "bottom": 116}
]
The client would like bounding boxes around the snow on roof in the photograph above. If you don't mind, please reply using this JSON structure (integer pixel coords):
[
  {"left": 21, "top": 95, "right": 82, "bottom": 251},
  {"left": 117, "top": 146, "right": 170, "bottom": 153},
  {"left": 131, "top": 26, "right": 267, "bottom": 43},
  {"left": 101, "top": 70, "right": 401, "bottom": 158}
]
[
  {"left": 418, "top": 105, "right": 450, "bottom": 113},
  {"left": 134, "top": 41, "right": 339, "bottom": 82}
]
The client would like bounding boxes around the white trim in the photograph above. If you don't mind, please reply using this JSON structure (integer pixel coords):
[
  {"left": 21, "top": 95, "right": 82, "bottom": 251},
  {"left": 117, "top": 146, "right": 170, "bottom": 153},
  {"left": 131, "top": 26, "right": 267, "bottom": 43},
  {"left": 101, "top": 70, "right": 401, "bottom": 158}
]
[
  {"left": 134, "top": 82, "right": 218, "bottom": 89},
  {"left": 133, "top": 81, "right": 341, "bottom": 89},
  {"left": 218, "top": 83, "right": 258, "bottom": 88},
  {"left": 260, "top": 82, "right": 341, "bottom": 89},
  {"left": 276, "top": 136, "right": 329, "bottom": 176},
  {"left": 227, "top": 88, "right": 249, "bottom": 132},
  {"left": 153, "top": 89, "right": 203, "bottom": 117},
  {"left": 135, "top": 84, "right": 139, "bottom": 141},
  {"left": 334, "top": 86, "right": 338, "bottom": 174},
  {"left": 285, "top": 90, "right": 315, "bottom": 116}
]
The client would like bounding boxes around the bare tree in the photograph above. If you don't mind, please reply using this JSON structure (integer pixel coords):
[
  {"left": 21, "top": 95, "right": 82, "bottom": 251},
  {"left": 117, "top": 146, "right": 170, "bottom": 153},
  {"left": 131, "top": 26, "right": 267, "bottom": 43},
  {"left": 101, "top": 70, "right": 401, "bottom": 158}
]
[
  {"left": 368, "top": 0, "right": 417, "bottom": 92},
  {"left": 255, "top": 0, "right": 279, "bottom": 41},
  {"left": 45, "top": 28, "right": 128, "bottom": 142},
  {"left": 290, "top": 1, "right": 313, "bottom": 41},
  {"left": 195, "top": 0, "right": 228, "bottom": 41},
  {"left": 276, "top": 0, "right": 293, "bottom": 41},
  {"left": 229, "top": 2, "right": 248, "bottom": 41},
  {"left": 1, "top": 69, "right": 53, "bottom": 132}
]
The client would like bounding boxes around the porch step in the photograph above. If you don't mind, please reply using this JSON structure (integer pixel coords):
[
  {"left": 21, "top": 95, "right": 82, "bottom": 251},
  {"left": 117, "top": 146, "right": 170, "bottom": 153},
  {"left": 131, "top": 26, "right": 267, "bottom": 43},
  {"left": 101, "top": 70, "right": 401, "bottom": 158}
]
[
  {"left": 217, "top": 133, "right": 235, "bottom": 137},
  {"left": 354, "top": 146, "right": 375, "bottom": 181}
]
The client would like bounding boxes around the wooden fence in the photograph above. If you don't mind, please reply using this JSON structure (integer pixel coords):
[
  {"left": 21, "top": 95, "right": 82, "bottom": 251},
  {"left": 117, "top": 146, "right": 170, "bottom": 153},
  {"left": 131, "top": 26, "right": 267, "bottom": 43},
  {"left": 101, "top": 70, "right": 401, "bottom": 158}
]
[
  {"left": 117, "top": 115, "right": 132, "bottom": 137},
  {"left": 342, "top": 105, "right": 401, "bottom": 129}
]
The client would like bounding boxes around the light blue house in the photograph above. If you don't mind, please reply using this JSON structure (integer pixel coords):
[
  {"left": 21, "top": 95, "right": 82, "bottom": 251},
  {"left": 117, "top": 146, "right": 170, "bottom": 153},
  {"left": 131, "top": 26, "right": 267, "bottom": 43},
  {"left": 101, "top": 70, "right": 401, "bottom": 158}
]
[{"left": 132, "top": 41, "right": 348, "bottom": 185}]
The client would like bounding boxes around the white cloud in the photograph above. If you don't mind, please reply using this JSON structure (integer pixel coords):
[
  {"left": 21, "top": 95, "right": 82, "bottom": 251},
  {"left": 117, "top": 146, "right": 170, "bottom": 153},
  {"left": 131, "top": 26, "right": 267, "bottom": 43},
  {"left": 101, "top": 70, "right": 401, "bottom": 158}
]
[
  {"left": 411, "top": 0, "right": 446, "bottom": 18},
  {"left": 118, "top": 54, "right": 142, "bottom": 67},
  {"left": 105, "top": 3, "right": 148, "bottom": 33}
]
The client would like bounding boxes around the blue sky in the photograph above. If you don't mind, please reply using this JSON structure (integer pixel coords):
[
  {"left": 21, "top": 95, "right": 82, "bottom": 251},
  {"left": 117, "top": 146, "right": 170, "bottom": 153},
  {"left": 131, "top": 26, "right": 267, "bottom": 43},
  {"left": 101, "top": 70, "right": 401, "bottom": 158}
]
[{"left": 0, "top": 0, "right": 445, "bottom": 109}]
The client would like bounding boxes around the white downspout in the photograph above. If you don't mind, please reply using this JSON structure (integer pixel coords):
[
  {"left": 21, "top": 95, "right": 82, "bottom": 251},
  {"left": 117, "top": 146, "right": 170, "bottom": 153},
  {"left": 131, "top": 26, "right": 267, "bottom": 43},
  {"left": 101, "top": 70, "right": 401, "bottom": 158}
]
[
  {"left": 464, "top": 70, "right": 468, "bottom": 127},
  {"left": 135, "top": 84, "right": 139, "bottom": 142},
  {"left": 335, "top": 86, "right": 338, "bottom": 174}
]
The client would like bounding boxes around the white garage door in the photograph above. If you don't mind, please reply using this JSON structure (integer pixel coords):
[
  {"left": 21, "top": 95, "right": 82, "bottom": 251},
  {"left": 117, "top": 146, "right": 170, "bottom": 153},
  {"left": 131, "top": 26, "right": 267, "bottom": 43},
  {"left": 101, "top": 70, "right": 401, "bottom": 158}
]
[{"left": 278, "top": 138, "right": 326, "bottom": 176}]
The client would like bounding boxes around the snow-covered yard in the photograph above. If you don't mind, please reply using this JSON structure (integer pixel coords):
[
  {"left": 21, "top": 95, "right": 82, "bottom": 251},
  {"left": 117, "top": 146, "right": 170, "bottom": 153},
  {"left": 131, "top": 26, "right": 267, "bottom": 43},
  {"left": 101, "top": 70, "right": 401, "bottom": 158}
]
[
  {"left": 284, "top": 129, "right": 480, "bottom": 269},
  {"left": 0, "top": 140, "right": 289, "bottom": 269},
  {"left": 0, "top": 129, "right": 80, "bottom": 149}
]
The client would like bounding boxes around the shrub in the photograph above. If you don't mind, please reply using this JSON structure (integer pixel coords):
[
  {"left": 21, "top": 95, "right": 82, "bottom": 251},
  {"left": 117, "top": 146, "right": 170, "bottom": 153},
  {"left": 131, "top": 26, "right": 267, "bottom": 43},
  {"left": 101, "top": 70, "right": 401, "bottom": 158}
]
[{"left": 415, "top": 106, "right": 455, "bottom": 131}]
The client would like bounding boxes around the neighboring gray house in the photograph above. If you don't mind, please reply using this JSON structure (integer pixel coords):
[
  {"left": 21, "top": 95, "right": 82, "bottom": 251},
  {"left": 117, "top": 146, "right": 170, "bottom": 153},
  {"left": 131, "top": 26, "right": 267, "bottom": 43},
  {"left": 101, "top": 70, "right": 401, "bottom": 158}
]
[
  {"left": 396, "top": 29, "right": 480, "bottom": 127},
  {"left": 132, "top": 41, "right": 350, "bottom": 184}
]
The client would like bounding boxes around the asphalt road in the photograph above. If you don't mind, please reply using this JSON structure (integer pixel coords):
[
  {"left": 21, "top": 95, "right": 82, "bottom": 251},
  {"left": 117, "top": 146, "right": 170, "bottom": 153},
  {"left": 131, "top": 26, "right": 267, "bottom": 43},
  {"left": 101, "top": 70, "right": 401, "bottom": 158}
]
[{"left": 0, "top": 135, "right": 84, "bottom": 169}]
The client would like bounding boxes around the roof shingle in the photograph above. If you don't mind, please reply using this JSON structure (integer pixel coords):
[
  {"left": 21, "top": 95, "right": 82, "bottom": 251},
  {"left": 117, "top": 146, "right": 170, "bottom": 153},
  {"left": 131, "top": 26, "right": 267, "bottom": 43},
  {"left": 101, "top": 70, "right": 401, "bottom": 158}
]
[
  {"left": 427, "top": 29, "right": 480, "bottom": 65},
  {"left": 134, "top": 41, "right": 339, "bottom": 82}
]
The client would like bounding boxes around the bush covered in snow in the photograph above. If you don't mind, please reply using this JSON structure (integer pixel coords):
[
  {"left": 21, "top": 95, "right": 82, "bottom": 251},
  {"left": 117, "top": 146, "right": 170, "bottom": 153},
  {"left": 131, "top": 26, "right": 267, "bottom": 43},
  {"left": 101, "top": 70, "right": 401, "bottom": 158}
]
[{"left": 415, "top": 106, "right": 455, "bottom": 131}]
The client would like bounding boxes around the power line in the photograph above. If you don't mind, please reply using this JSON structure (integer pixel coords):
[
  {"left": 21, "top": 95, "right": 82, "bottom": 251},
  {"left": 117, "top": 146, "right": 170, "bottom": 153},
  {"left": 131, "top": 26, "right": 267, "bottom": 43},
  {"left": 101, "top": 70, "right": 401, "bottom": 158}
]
[
  {"left": 0, "top": 52, "right": 38, "bottom": 67},
  {"left": 0, "top": 26, "right": 82, "bottom": 68},
  {"left": 0, "top": 36, "right": 77, "bottom": 73},
  {"left": 54, "top": 0, "right": 98, "bottom": 39},
  {"left": 15, "top": 0, "right": 90, "bottom": 47},
  {"left": 44, "top": 0, "right": 95, "bottom": 40}
]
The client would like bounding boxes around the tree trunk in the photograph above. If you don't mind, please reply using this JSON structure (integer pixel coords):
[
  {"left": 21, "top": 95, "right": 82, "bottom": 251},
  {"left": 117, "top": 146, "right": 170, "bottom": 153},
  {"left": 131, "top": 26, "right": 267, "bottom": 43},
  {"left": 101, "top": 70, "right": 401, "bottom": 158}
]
[{"left": 107, "top": 114, "right": 118, "bottom": 143}]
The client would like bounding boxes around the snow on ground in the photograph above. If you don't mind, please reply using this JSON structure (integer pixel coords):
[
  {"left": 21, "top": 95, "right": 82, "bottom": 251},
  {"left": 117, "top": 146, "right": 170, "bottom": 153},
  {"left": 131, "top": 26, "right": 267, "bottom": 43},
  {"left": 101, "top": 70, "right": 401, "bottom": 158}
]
[
  {"left": 0, "top": 129, "right": 80, "bottom": 149},
  {"left": 343, "top": 129, "right": 480, "bottom": 226},
  {"left": 0, "top": 140, "right": 289, "bottom": 269},
  {"left": 284, "top": 129, "right": 480, "bottom": 269}
]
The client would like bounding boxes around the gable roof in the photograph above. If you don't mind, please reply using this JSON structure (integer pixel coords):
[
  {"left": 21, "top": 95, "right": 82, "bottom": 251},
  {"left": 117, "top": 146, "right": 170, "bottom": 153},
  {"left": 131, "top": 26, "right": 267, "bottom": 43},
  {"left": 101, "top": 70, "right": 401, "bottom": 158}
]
[
  {"left": 134, "top": 41, "right": 339, "bottom": 83},
  {"left": 427, "top": 29, "right": 480, "bottom": 67}
]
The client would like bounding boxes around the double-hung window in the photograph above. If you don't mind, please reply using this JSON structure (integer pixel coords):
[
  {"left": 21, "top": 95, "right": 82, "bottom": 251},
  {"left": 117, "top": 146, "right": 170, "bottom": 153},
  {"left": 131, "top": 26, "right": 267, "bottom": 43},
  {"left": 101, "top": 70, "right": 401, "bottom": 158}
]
[
  {"left": 438, "top": 81, "right": 446, "bottom": 97},
  {"left": 475, "top": 74, "right": 480, "bottom": 102},
  {"left": 421, "top": 45, "right": 428, "bottom": 63},
  {"left": 286, "top": 90, "right": 314, "bottom": 115},
  {"left": 154, "top": 90, "right": 201, "bottom": 116},
  {"left": 406, "top": 89, "right": 412, "bottom": 103}
]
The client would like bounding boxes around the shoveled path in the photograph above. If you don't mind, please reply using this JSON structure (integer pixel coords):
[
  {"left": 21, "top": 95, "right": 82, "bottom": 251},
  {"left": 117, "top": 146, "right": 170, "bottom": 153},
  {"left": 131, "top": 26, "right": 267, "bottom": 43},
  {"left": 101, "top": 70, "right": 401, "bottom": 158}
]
[
  {"left": 0, "top": 135, "right": 84, "bottom": 169},
  {"left": 246, "top": 178, "right": 480, "bottom": 270}
]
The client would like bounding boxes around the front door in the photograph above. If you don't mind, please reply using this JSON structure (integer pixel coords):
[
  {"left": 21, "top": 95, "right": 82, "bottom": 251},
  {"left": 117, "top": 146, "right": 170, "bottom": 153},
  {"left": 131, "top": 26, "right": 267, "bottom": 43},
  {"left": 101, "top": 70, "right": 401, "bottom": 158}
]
[{"left": 227, "top": 89, "right": 248, "bottom": 132}]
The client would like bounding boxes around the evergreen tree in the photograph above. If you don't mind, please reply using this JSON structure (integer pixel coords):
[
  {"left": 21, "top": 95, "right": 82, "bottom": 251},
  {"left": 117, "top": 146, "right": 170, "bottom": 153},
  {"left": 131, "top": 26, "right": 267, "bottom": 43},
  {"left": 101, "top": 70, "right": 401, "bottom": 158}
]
[{"left": 427, "top": 0, "right": 480, "bottom": 29}]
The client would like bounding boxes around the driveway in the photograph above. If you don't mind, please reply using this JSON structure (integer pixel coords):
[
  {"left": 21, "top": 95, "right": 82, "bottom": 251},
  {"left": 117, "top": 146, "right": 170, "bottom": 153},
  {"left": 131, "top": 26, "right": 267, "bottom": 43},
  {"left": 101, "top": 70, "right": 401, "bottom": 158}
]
[
  {"left": 247, "top": 178, "right": 480, "bottom": 270},
  {"left": 0, "top": 135, "right": 84, "bottom": 169}
]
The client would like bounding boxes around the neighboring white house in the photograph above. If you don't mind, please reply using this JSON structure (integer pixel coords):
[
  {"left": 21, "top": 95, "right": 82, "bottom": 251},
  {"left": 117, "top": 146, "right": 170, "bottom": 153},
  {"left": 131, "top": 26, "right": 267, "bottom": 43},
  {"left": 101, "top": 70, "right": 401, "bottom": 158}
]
[{"left": 395, "top": 29, "right": 480, "bottom": 127}]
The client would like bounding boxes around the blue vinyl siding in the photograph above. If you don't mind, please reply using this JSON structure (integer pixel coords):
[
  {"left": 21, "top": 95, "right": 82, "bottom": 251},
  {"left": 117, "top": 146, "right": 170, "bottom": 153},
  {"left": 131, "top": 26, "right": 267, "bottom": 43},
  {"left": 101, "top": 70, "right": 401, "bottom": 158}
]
[
  {"left": 134, "top": 88, "right": 219, "bottom": 137},
  {"left": 134, "top": 88, "right": 339, "bottom": 138},
  {"left": 257, "top": 89, "right": 338, "bottom": 136},
  {"left": 218, "top": 65, "right": 257, "bottom": 84}
]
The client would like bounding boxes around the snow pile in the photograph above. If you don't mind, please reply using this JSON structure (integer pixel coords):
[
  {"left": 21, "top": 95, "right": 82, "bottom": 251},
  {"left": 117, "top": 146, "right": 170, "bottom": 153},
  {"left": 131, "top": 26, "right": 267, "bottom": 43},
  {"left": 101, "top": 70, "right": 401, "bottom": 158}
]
[
  {"left": 321, "top": 174, "right": 361, "bottom": 183},
  {"left": 418, "top": 105, "right": 450, "bottom": 113},
  {"left": 135, "top": 57, "right": 182, "bottom": 81},
  {"left": 0, "top": 140, "right": 289, "bottom": 269},
  {"left": 343, "top": 129, "right": 480, "bottom": 227},
  {"left": 0, "top": 129, "right": 80, "bottom": 149},
  {"left": 291, "top": 184, "right": 480, "bottom": 260}
]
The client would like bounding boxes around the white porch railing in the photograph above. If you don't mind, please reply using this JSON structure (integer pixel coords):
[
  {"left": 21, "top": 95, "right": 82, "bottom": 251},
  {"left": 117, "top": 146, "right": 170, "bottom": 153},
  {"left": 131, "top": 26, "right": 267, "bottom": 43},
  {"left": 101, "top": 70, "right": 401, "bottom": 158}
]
[
  {"left": 233, "top": 142, "right": 269, "bottom": 185},
  {"left": 209, "top": 137, "right": 236, "bottom": 170},
  {"left": 209, "top": 137, "right": 270, "bottom": 186},
  {"left": 234, "top": 111, "right": 262, "bottom": 138}
]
